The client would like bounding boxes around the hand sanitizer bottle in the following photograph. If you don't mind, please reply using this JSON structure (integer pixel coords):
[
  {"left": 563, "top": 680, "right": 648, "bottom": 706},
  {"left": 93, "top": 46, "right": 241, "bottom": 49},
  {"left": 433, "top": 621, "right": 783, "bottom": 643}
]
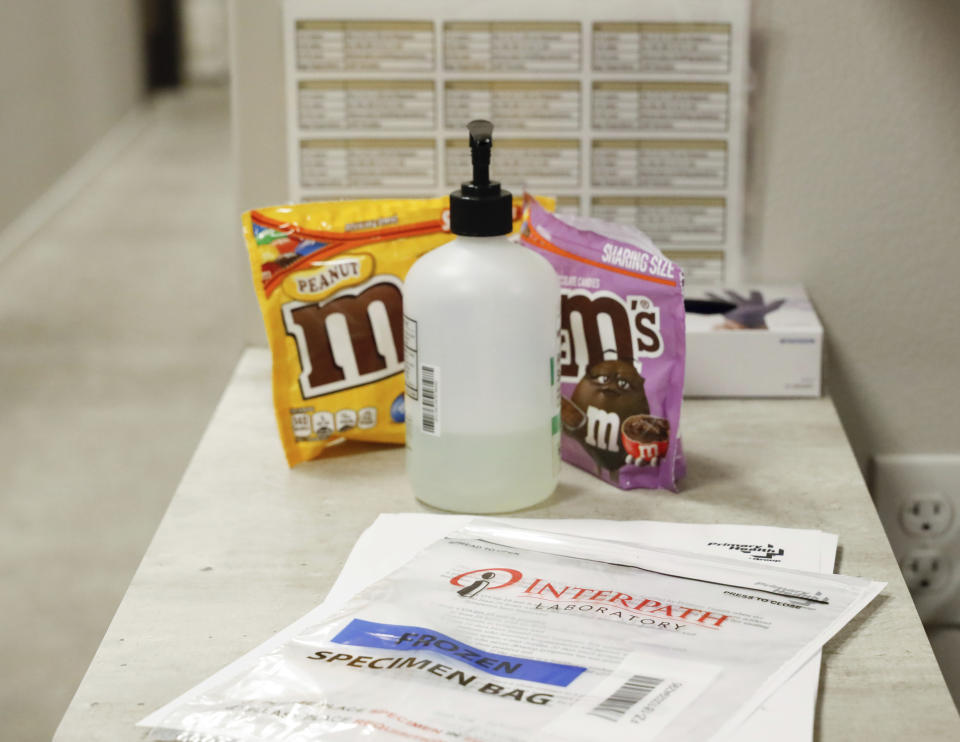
[{"left": 404, "top": 120, "right": 560, "bottom": 513}]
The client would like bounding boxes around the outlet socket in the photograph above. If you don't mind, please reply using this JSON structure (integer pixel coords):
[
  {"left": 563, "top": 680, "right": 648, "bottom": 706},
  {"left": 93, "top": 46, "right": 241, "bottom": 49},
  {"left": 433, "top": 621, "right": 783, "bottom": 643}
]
[
  {"left": 901, "top": 549, "right": 952, "bottom": 593},
  {"left": 871, "top": 454, "right": 960, "bottom": 624},
  {"left": 900, "top": 493, "right": 953, "bottom": 537}
]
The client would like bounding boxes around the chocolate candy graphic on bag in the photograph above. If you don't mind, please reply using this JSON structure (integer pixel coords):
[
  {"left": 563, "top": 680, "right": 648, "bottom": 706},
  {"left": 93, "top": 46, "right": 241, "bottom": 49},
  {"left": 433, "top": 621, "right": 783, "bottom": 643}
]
[
  {"left": 568, "top": 359, "right": 650, "bottom": 475},
  {"left": 621, "top": 414, "right": 669, "bottom": 466}
]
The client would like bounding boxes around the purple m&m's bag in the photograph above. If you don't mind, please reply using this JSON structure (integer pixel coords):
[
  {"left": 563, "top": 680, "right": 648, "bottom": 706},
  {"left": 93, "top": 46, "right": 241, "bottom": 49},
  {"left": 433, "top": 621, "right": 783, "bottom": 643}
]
[{"left": 520, "top": 195, "right": 686, "bottom": 491}]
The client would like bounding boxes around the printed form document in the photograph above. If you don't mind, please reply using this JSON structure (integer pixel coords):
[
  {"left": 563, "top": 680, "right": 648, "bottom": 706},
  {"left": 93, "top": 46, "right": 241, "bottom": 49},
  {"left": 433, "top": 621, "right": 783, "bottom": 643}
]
[{"left": 142, "top": 515, "right": 840, "bottom": 741}]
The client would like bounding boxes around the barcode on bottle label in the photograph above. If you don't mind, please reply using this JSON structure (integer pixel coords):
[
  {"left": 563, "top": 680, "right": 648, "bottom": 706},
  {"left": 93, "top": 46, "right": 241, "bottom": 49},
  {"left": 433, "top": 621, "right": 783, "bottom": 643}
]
[
  {"left": 588, "top": 674, "right": 664, "bottom": 721},
  {"left": 420, "top": 364, "right": 439, "bottom": 435}
]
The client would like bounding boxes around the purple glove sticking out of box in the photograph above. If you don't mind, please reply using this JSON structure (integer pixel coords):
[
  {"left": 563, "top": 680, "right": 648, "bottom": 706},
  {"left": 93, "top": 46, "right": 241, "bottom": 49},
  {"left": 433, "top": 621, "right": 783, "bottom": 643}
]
[
  {"left": 706, "top": 290, "right": 785, "bottom": 330},
  {"left": 520, "top": 195, "right": 686, "bottom": 491}
]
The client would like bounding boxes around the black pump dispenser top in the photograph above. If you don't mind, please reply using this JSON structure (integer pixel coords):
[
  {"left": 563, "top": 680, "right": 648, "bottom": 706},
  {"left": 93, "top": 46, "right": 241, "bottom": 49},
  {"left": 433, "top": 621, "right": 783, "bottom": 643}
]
[{"left": 449, "top": 119, "right": 513, "bottom": 237}]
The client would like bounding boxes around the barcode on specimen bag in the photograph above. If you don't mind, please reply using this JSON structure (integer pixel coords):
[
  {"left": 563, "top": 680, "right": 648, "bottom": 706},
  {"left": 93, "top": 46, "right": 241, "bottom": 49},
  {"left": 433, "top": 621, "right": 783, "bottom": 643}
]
[
  {"left": 420, "top": 364, "right": 439, "bottom": 435},
  {"left": 589, "top": 674, "right": 664, "bottom": 721},
  {"left": 545, "top": 652, "right": 721, "bottom": 741}
]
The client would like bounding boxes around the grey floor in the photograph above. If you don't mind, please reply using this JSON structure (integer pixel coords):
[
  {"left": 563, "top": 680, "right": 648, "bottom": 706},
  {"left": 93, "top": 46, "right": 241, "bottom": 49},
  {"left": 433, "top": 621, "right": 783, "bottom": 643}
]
[{"left": 0, "top": 87, "right": 245, "bottom": 742}]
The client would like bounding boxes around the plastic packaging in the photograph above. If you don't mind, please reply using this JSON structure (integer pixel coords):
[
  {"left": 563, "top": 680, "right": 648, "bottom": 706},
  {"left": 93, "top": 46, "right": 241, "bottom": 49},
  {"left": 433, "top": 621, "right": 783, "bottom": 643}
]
[
  {"left": 244, "top": 197, "right": 532, "bottom": 467},
  {"left": 519, "top": 196, "right": 686, "bottom": 491},
  {"left": 403, "top": 123, "right": 560, "bottom": 512},
  {"left": 147, "top": 521, "right": 884, "bottom": 742}
]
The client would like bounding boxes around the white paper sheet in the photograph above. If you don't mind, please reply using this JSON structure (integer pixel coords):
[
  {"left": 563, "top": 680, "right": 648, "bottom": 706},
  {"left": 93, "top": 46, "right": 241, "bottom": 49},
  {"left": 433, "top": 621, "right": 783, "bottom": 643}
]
[{"left": 141, "top": 515, "right": 836, "bottom": 742}]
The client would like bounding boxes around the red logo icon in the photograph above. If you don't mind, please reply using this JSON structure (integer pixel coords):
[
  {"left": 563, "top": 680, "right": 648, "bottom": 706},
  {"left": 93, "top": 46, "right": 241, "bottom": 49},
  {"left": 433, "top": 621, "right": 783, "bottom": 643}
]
[{"left": 450, "top": 568, "right": 523, "bottom": 598}]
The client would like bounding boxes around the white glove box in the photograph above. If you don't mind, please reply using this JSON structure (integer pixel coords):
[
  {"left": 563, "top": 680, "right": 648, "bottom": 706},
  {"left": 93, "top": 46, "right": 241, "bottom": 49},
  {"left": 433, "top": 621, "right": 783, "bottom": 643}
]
[{"left": 684, "top": 284, "right": 823, "bottom": 397}]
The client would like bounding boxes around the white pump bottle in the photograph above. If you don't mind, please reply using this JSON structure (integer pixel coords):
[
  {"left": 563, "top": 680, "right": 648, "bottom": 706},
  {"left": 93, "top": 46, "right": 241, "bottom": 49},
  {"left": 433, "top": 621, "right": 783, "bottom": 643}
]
[{"left": 403, "top": 120, "right": 560, "bottom": 513}]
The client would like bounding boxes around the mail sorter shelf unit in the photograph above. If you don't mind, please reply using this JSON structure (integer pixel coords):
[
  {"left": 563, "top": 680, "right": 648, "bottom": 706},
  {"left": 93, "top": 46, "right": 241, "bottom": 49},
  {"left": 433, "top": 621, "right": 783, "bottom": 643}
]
[{"left": 283, "top": 2, "right": 749, "bottom": 282}]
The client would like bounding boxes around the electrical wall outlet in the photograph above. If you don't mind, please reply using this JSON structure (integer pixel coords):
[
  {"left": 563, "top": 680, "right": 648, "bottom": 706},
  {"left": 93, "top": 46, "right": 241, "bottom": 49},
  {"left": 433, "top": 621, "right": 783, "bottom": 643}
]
[
  {"left": 900, "top": 493, "right": 953, "bottom": 537},
  {"left": 871, "top": 454, "right": 960, "bottom": 625},
  {"left": 901, "top": 550, "right": 952, "bottom": 593}
]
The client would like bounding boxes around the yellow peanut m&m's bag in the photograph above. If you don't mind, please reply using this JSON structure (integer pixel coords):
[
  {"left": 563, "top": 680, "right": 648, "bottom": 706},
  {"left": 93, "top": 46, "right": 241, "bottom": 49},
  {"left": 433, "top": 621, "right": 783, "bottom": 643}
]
[{"left": 243, "top": 197, "right": 540, "bottom": 466}]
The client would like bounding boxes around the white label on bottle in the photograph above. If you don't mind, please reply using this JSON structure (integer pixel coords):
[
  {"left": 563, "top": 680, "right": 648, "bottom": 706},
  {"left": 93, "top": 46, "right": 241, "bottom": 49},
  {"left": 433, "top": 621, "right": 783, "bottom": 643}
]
[
  {"left": 420, "top": 364, "right": 439, "bottom": 435},
  {"left": 403, "top": 314, "right": 419, "bottom": 400},
  {"left": 552, "top": 312, "right": 562, "bottom": 477}
]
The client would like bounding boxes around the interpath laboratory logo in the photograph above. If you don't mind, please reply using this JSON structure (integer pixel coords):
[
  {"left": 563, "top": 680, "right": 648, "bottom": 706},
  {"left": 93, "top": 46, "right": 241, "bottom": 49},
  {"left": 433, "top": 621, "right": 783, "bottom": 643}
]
[
  {"left": 448, "top": 567, "right": 730, "bottom": 628},
  {"left": 450, "top": 568, "right": 523, "bottom": 598}
]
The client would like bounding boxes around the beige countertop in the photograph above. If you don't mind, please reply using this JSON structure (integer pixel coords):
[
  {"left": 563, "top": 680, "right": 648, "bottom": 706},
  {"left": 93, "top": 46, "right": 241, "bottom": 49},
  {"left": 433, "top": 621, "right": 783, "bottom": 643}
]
[{"left": 53, "top": 348, "right": 960, "bottom": 740}]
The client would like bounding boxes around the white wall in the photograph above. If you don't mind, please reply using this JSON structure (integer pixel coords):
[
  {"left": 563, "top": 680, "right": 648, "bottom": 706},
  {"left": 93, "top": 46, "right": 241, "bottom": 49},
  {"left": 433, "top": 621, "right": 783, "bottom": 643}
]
[
  {"left": 228, "top": 0, "right": 960, "bottom": 471},
  {"left": 184, "top": 0, "right": 230, "bottom": 83},
  {"left": 746, "top": 0, "right": 960, "bottom": 468},
  {"left": 228, "top": 0, "right": 286, "bottom": 343},
  {"left": 0, "top": 1, "right": 144, "bottom": 233}
]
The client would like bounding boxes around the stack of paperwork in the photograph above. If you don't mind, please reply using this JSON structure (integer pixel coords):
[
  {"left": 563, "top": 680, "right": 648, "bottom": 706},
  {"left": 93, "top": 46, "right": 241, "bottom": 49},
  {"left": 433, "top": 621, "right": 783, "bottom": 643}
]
[{"left": 140, "top": 514, "right": 882, "bottom": 741}]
